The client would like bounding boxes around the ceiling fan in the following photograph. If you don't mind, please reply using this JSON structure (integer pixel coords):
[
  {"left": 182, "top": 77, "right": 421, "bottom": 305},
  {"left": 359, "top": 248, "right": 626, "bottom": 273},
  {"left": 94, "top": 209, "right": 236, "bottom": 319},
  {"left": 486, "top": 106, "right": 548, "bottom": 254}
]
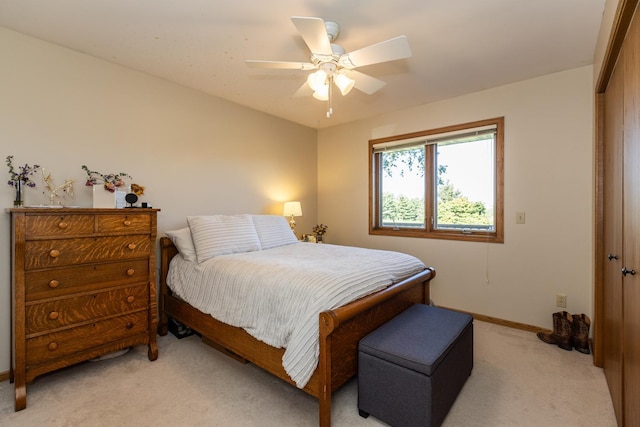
[{"left": 246, "top": 16, "right": 412, "bottom": 118}]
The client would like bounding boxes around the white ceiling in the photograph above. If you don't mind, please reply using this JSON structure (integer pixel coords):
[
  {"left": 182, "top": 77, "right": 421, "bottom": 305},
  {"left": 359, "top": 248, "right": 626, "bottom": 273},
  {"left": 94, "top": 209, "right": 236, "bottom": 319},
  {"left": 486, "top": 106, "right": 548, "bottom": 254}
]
[{"left": 0, "top": 1, "right": 606, "bottom": 129}]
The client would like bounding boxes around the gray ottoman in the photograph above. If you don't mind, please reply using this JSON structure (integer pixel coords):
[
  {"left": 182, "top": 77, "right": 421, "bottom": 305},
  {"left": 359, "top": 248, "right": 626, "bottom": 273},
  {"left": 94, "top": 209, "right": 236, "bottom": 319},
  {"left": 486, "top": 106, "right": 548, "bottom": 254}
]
[{"left": 358, "top": 304, "right": 473, "bottom": 427}]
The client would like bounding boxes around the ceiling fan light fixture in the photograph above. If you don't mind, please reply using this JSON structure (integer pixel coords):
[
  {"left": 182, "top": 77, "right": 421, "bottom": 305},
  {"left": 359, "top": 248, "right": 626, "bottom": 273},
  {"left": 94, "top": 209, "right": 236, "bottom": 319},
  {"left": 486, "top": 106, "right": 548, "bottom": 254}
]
[
  {"left": 334, "top": 73, "right": 355, "bottom": 96},
  {"left": 307, "top": 69, "right": 328, "bottom": 92},
  {"left": 313, "top": 83, "right": 329, "bottom": 101}
]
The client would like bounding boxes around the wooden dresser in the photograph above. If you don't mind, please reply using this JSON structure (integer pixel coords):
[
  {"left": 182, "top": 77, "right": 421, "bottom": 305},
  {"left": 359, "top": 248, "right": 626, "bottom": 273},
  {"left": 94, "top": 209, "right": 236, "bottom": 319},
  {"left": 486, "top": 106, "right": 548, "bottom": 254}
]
[{"left": 8, "top": 208, "right": 160, "bottom": 411}]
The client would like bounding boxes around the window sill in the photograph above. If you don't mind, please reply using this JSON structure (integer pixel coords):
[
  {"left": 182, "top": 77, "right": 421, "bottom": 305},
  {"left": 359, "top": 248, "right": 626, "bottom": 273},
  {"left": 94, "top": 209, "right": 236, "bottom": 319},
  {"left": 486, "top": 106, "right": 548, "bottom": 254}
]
[{"left": 369, "top": 228, "right": 503, "bottom": 243}]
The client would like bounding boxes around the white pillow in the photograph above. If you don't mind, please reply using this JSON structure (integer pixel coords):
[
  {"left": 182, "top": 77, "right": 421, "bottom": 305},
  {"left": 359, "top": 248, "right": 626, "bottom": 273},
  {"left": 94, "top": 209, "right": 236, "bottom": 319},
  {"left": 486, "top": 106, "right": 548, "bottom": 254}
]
[
  {"left": 165, "top": 227, "right": 197, "bottom": 263},
  {"left": 187, "top": 214, "right": 262, "bottom": 263},
  {"left": 252, "top": 215, "right": 298, "bottom": 249}
]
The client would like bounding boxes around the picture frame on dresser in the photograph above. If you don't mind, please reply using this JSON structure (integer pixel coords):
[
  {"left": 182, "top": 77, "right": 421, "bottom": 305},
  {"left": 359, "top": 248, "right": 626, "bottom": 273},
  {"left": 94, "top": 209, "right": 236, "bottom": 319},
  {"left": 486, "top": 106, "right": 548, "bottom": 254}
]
[{"left": 7, "top": 207, "right": 160, "bottom": 411}]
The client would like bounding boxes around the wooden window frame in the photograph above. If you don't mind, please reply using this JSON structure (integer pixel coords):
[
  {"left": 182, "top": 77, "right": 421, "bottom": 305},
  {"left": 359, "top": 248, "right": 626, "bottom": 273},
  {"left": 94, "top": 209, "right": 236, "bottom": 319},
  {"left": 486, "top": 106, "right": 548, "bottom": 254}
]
[{"left": 369, "top": 117, "right": 504, "bottom": 243}]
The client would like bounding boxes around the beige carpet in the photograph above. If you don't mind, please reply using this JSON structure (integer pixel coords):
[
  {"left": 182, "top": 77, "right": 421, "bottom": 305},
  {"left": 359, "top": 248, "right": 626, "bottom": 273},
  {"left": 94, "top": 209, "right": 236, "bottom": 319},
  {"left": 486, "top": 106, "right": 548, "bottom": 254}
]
[{"left": 0, "top": 320, "right": 617, "bottom": 426}]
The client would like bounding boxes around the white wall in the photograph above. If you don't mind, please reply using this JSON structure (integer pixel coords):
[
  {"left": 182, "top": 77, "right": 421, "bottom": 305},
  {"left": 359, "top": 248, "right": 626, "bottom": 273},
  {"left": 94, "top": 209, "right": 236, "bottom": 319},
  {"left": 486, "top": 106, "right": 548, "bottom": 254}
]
[
  {"left": 0, "top": 27, "right": 317, "bottom": 374},
  {"left": 317, "top": 66, "right": 594, "bottom": 330}
]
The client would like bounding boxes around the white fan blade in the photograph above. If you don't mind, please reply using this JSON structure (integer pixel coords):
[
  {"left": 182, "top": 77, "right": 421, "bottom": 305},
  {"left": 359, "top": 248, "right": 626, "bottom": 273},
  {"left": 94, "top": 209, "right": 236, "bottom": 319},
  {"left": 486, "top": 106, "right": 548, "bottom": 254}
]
[
  {"left": 246, "top": 60, "right": 317, "bottom": 70},
  {"left": 339, "top": 35, "right": 412, "bottom": 69},
  {"left": 291, "top": 16, "right": 333, "bottom": 55},
  {"left": 347, "top": 70, "right": 387, "bottom": 95},
  {"left": 293, "top": 82, "right": 313, "bottom": 98}
]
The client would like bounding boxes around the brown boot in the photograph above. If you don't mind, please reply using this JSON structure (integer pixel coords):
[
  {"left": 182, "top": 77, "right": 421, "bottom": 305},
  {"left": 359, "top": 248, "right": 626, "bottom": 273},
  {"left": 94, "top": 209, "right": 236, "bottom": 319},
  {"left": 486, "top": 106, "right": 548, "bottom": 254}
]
[
  {"left": 555, "top": 311, "right": 574, "bottom": 351},
  {"left": 572, "top": 313, "right": 591, "bottom": 354},
  {"left": 537, "top": 312, "right": 563, "bottom": 345},
  {"left": 538, "top": 311, "right": 573, "bottom": 350}
]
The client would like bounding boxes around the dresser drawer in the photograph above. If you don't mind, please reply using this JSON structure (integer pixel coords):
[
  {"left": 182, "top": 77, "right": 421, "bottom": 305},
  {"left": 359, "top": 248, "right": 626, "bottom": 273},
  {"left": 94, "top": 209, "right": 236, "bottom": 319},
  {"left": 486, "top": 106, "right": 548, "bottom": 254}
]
[
  {"left": 25, "top": 259, "right": 149, "bottom": 302},
  {"left": 26, "top": 285, "right": 149, "bottom": 334},
  {"left": 24, "top": 235, "right": 151, "bottom": 270},
  {"left": 25, "top": 215, "right": 94, "bottom": 238},
  {"left": 97, "top": 214, "right": 150, "bottom": 234},
  {"left": 26, "top": 311, "right": 148, "bottom": 365}
]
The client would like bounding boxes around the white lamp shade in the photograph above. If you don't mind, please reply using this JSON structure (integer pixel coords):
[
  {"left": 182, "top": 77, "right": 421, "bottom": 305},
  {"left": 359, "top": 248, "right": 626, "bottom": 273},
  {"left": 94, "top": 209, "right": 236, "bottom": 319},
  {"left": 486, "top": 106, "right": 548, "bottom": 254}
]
[
  {"left": 283, "top": 201, "right": 302, "bottom": 217},
  {"left": 335, "top": 73, "right": 355, "bottom": 96},
  {"left": 307, "top": 70, "right": 327, "bottom": 92},
  {"left": 312, "top": 85, "right": 329, "bottom": 101}
]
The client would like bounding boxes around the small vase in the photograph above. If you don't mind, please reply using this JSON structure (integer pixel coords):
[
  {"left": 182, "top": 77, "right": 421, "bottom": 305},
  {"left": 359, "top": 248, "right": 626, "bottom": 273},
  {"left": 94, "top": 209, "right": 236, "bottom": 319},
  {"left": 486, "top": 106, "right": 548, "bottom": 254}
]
[
  {"left": 316, "top": 234, "right": 323, "bottom": 243},
  {"left": 92, "top": 185, "right": 116, "bottom": 208},
  {"left": 13, "top": 180, "right": 24, "bottom": 207}
]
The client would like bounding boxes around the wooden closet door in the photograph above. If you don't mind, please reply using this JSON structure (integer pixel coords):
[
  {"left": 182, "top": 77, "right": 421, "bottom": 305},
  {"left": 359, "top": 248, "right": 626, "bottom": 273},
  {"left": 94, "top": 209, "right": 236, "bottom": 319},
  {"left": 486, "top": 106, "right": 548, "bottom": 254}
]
[
  {"left": 602, "top": 55, "right": 624, "bottom": 426},
  {"left": 623, "top": 7, "right": 640, "bottom": 425}
]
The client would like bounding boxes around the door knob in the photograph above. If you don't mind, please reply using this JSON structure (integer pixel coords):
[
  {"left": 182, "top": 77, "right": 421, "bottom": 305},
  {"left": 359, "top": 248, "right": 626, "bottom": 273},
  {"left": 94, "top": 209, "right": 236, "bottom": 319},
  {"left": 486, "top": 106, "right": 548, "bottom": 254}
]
[{"left": 622, "top": 267, "right": 636, "bottom": 276}]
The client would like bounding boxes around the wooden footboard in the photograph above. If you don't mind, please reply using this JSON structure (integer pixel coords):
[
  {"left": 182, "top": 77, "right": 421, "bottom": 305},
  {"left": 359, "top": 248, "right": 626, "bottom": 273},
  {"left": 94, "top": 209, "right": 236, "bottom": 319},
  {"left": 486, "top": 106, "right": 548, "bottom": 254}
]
[{"left": 158, "top": 237, "right": 435, "bottom": 427}]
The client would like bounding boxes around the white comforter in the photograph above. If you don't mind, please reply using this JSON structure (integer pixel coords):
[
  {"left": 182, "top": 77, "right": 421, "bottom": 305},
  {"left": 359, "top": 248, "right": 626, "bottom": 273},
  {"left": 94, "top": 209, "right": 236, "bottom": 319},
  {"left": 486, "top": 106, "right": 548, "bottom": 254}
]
[{"left": 167, "top": 242, "right": 426, "bottom": 388}]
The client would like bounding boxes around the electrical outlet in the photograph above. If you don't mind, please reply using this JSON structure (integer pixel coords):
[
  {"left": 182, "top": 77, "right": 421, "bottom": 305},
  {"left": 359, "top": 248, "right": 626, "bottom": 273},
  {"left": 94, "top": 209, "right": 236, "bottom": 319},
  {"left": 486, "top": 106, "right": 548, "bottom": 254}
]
[{"left": 556, "top": 293, "right": 567, "bottom": 308}]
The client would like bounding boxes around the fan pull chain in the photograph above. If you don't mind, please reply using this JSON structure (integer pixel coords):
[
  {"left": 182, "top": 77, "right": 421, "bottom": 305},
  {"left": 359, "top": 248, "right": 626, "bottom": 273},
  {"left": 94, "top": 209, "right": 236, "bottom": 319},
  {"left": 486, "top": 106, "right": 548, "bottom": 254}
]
[{"left": 327, "top": 75, "right": 334, "bottom": 118}]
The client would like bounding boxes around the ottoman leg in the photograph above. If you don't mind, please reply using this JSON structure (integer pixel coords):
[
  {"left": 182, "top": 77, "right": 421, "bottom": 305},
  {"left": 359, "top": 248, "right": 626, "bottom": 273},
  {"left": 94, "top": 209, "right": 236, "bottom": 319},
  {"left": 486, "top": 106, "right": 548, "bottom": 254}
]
[{"left": 359, "top": 409, "right": 370, "bottom": 418}]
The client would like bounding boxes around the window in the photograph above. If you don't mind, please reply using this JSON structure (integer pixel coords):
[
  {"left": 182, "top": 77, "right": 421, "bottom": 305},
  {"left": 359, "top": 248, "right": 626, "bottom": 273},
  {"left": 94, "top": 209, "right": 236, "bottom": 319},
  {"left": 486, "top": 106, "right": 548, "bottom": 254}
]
[{"left": 369, "top": 117, "right": 504, "bottom": 243}]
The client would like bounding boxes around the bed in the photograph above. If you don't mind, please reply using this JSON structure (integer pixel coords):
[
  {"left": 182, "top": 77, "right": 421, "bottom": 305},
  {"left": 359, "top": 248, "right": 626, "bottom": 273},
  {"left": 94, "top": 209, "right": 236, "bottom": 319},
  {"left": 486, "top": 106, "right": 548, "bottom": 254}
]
[{"left": 157, "top": 214, "right": 435, "bottom": 427}]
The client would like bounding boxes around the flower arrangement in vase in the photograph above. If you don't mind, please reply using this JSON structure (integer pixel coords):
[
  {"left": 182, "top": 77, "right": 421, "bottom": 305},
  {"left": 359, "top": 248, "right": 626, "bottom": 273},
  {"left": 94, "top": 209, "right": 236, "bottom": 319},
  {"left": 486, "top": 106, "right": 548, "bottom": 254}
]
[
  {"left": 82, "top": 165, "right": 131, "bottom": 192},
  {"left": 313, "top": 224, "right": 328, "bottom": 243},
  {"left": 41, "top": 169, "right": 74, "bottom": 207},
  {"left": 6, "top": 155, "right": 40, "bottom": 207},
  {"left": 82, "top": 165, "right": 132, "bottom": 208}
]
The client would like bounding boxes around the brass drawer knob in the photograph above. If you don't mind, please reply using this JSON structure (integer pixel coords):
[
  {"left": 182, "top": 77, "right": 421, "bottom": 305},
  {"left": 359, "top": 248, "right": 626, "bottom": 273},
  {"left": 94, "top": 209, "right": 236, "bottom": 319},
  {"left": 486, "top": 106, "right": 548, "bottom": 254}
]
[
  {"left": 127, "top": 243, "right": 136, "bottom": 250},
  {"left": 49, "top": 249, "right": 60, "bottom": 258},
  {"left": 126, "top": 268, "right": 135, "bottom": 276},
  {"left": 123, "top": 220, "right": 132, "bottom": 226},
  {"left": 48, "top": 311, "right": 59, "bottom": 320},
  {"left": 58, "top": 222, "right": 68, "bottom": 229},
  {"left": 49, "top": 280, "right": 60, "bottom": 288},
  {"left": 126, "top": 295, "right": 135, "bottom": 303},
  {"left": 48, "top": 342, "right": 58, "bottom": 351}
]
